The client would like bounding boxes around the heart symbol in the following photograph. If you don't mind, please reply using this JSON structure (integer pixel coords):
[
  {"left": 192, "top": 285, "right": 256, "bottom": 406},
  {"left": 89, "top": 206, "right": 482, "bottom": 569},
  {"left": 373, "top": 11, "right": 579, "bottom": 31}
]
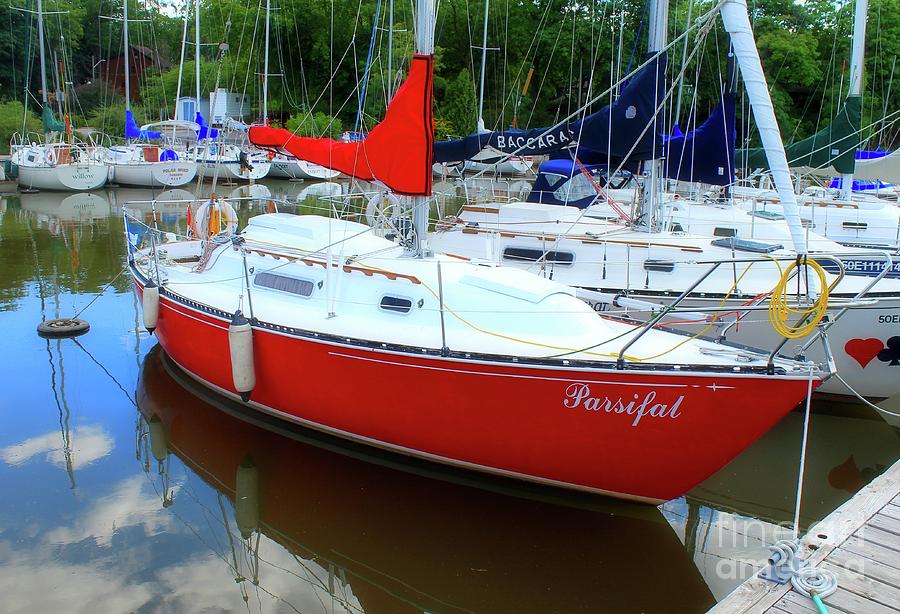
[{"left": 844, "top": 338, "right": 884, "bottom": 368}]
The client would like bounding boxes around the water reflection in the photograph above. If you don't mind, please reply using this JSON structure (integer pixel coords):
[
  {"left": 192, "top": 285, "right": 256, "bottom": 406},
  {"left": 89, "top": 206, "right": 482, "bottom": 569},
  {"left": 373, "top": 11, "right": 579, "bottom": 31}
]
[
  {"left": 137, "top": 346, "right": 716, "bottom": 613},
  {"left": 0, "top": 183, "right": 897, "bottom": 612}
]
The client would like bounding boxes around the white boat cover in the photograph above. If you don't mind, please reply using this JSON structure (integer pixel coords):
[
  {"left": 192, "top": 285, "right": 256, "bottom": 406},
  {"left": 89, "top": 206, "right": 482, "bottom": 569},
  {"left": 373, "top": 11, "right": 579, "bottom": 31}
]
[{"left": 854, "top": 150, "right": 900, "bottom": 184}]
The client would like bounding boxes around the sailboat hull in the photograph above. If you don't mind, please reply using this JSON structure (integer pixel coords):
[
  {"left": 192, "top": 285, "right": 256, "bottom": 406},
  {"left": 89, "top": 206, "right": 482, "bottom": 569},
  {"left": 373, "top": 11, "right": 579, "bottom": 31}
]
[
  {"left": 16, "top": 163, "right": 108, "bottom": 191},
  {"left": 267, "top": 158, "right": 340, "bottom": 180},
  {"left": 110, "top": 161, "right": 198, "bottom": 187},
  {"left": 132, "top": 273, "right": 818, "bottom": 503},
  {"left": 464, "top": 156, "right": 534, "bottom": 175},
  {"left": 196, "top": 160, "right": 271, "bottom": 182}
]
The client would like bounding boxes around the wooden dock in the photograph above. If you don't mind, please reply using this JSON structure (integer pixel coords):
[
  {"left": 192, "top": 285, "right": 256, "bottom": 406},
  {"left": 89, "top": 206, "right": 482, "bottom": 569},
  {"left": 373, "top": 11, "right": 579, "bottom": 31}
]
[{"left": 709, "top": 458, "right": 900, "bottom": 613}]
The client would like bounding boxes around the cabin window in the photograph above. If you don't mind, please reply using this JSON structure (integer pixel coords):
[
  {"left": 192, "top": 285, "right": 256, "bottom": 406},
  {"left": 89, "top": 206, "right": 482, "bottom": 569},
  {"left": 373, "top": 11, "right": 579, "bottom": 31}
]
[
  {"left": 842, "top": 221, "right": 867, "bottom": 230},
  {"left": 644, "top": 260, "right": 675, "bottom": 273},
  {"left": 713, "top": 227, "right": 737, "bottom": 238},
  {"left": 502, "top": 247, "right": 575, "bottom": 265},
  {"left": 553, "top": 173, "right": 597, "bottom": 203},
  {"left": 543, "top": 173, "right": 566, "bottom": 188},
  {"left": 711, "top": 237, "right": 783, "bottom": 253},
  {"left": 254, "top": 271, "right": 314, "bottom": 297},
  {"left": 749, "top": 210, "right": 785, "bottom": 221},
  {"left": 669, "top": 222, "right": 685, "bottom": 233},
  {"left": 380, "top": 295, "right": 413, "bottom": 313}
]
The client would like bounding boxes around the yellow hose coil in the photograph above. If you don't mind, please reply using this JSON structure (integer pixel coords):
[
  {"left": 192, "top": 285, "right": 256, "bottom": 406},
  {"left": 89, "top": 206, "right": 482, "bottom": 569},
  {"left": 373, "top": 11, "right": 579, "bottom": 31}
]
[{"left": 767, "top": 257, "right": 830, "bottom": 339}]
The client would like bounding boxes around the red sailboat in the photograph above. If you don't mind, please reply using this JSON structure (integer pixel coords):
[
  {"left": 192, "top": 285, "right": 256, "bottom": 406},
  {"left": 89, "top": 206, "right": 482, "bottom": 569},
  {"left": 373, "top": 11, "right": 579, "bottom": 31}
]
[{"left": 126, "top": 0, "right": 825, "bottom": 503}]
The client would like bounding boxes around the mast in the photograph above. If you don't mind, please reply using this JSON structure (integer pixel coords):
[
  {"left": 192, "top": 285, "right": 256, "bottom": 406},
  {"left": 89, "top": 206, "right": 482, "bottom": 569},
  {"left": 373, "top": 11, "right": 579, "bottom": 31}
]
[
  {"left": 387, "top": 0, "right": 394, "bottom": 100},
  {"left": 355, "top": 0, "right": 382, "bottom": 133},
  {"left": 840, "top": 0, "right": 868, "bottom": 199},
  {"left": 174, "top": 3, "right": 190, "bottom": 119},
  {"left": 476, "top": 0, "right": 489, "bottom": 131},
  {"left": 409, "top": 0, "right": 434, "bottom": 258},
  {"left": 674, "top": 0, "right": 693, "bottom": 126},
  {"left": 195, "top": 0, "right": 201, "bottom": 103},
  {"left": 123, "top": 0, "right": 131, "bottom": 112},
  {"left": 262, "top": 0, "right": 270, "bottom": 121},
  {"left": 36, "top": 0, "right": 48, "bottom": 105},
  {"left": 640, "top": 0, "right": 668, "bottom": 232}
]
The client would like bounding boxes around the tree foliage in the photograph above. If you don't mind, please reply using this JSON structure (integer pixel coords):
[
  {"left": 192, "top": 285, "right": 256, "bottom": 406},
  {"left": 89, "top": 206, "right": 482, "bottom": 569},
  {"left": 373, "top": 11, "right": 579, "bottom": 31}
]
[{"left": 0, "top": 0, "right": 895, "bottom": 147}]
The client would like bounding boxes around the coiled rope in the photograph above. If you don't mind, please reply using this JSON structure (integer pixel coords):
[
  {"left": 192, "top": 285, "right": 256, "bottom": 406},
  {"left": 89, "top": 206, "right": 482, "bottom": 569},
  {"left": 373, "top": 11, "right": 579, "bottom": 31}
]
[{"left": 767, "top": 257, "right": 831, "bottom": 339}]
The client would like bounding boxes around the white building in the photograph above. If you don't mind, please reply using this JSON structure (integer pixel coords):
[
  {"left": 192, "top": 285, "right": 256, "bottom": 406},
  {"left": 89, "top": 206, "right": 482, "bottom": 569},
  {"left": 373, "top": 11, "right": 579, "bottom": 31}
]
[{"left": 175, "top": 90, "right": 250, "bottom": 125}]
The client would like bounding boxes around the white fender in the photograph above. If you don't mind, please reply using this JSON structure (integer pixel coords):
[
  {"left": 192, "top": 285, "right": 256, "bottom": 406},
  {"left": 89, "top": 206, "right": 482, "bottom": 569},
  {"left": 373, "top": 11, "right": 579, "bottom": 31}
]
[
  {"left": 228, "top": 310, "right": 255, "bottom": 401},
  {"left": 148, "top": 415, "right": 168, "bottom": 463},
  {"left": 234, "top": 456, "right": 259, "bottom": 539},
  {"left": 142, "top": 281, "right": 159, "bottom": 333}
]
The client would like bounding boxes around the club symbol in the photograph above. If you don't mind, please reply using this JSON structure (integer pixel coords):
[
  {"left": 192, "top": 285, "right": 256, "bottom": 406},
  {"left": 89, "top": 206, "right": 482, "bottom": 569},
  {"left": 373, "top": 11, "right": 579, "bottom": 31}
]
[{"left": 877, "top": 336, "right": 900, "bottom": 366}]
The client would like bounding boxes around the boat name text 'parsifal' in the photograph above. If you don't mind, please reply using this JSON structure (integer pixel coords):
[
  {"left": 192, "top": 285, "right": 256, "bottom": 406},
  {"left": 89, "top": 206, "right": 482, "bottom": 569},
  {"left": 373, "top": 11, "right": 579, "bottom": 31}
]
[{"left": 563, "top": 383, "right": 684, "bottom": 427}]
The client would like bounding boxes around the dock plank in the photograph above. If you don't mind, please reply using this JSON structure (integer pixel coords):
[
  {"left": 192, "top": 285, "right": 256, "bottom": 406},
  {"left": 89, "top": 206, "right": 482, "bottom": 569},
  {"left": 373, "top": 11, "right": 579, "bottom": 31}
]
[
  {"left": 822, "top": 586, "right": 898, "bottom": 614},
  {"left": 820, "top": 561, "right": 900, "bottom": 611},
  {"left": 708, "top": 459, "right": 900, "bottom": 613},
  {"left": 828, "top": 547, "right": 900, "bottom": 590},
  {"left": 870, "top": 513, "right": 900, "bottom": 538},
  {"left": 768, "top": 590, "right": 849, "bottom": 614},
  {"left": 858, "top": 524, "right": 900, "bottom": 552},
  {"left": 842, "top": 535, "right": 900, "bottom": 570}
]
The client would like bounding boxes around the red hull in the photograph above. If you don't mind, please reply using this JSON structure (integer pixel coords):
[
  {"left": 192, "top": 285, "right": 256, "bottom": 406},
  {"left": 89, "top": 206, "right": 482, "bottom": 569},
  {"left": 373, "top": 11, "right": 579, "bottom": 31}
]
[
  {"left": 137, "top": 347, "right": 717, "bottom": 613},
  {"left": 139, "top": 280, "right": 818, "bottom": 502}
]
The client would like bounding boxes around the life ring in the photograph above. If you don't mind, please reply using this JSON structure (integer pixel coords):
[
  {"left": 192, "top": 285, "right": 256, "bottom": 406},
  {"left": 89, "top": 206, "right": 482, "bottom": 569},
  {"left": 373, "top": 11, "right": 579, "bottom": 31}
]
[
  {"left": 44, "top": 148, "right": 55, "bottom": 166},
  {"left": 195, "top": 199, "right": 239, "bottom": 238},
  {"left": 37, "top": 318, "right": 90, "bottom": 338},
  {"left": 366, "top": 190, "right": 402, "bottom": 231}
]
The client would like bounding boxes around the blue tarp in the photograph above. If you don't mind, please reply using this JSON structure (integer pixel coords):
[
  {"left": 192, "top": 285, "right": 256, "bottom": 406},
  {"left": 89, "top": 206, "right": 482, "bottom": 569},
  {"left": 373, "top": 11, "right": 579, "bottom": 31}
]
[
  {"left": 433, "top": 53, "right": 667, "bottom": 163},
  {"left": 195, "top": 111, "right": 219, "bottom": 140},
  {"left": 828, "top": 177, "right": 895, "bottom": 190},
  {"left": 125, "top": 109, "right": 162, "bottom": 140},
  {"left": 857, "top": 148, "right": 889, "bottom": 160},
  {"left": 663, "top": 94, "right": 736, "bottom": 186}
]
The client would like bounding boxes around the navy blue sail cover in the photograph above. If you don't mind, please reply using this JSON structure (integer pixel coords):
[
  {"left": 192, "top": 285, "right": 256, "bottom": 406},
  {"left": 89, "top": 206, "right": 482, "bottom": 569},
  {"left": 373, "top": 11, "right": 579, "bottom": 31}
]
[
  {"left": 433, "top": 53, "right": 667, "bottom": 163},
  {"left": 663, "top": 93, "right": 736, "bottom": 185}
]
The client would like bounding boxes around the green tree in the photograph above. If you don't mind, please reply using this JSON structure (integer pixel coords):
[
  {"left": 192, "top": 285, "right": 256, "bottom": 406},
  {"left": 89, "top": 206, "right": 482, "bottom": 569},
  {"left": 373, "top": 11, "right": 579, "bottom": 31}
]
[{"left": 437, "top": 68, "right": 477, "bottom": 137}]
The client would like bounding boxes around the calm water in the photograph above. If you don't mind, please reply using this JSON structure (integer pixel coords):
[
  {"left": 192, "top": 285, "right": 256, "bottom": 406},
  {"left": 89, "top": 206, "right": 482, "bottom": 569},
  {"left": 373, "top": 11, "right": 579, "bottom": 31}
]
[{"left": 0, "top": 181, "right": 897, "bottom": 613}]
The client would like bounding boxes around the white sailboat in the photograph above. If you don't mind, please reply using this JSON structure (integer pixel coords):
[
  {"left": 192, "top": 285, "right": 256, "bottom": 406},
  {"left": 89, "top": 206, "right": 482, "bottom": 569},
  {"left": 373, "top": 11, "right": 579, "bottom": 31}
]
[
  {"left": 11, "top": 0, "right": 107, "bottom": 192},
  {"left": 462, "top": 0, "right": 533, "bottom": 176},
  {"left": 185, "top": 0, "right": 270, "bottom": 182},
  {"left": 259, "top": 0, "right": 339, "bottom": 181},
  {"left": 729, "top": 0, "right": 900, "bottom": 249},
  {"left": 429, "top": 0, "right": 900, "bottom": 412},
  {"left": 102, "top": 0, "right": 198, "bottom": 188}
]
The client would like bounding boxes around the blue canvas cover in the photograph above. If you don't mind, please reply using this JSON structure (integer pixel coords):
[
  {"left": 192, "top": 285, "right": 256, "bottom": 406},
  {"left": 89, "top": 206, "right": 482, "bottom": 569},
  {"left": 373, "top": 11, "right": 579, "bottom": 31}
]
[
  {"left": 857, "top": 148, "right": 889, "bottom": 160},
  {"left": 663, "top": 93, "right": 736, "bottom": 185},
  {"left": 125, "top": 109, "right": 162, "bottom": 140},
  {"left": 195, "top": 111, "right": 219, "bottom": 140},
  {"left": 526, "top": 159, "right": 636, "bottom": 208},
  {"left": 433, "top": 53, "right": 666, "bottom": 163},
  {"left": 828, "top": 177, "right": 894, "bottom": 190}
]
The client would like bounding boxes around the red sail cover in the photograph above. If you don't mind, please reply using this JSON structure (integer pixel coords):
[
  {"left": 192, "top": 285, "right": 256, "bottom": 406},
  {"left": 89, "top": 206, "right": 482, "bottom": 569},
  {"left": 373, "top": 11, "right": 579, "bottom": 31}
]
[{"left": 250, "top": 54, "right": 434, "bottom": 196}]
